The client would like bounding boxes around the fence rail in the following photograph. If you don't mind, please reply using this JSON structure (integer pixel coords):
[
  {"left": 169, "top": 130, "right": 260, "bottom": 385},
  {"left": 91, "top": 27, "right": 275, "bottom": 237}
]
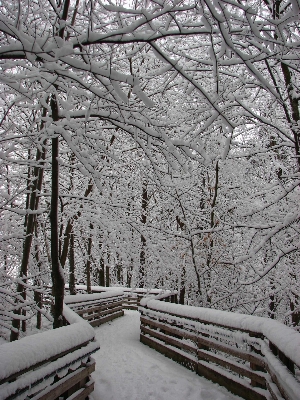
[
  {"left": 140, "top": 298, "right": 300, "bottom": 400},
  {"left": 122, "top": 290, "right": 177, "bottom": 310},
  {"left": 3, "top": 284, "right": 299, "bottom": 400},
  {"left": 65, "top": 285, "right": 178, "bottom": 310},
  {"left": 65, "top": 290, "right": 124, "bottom": 327}
]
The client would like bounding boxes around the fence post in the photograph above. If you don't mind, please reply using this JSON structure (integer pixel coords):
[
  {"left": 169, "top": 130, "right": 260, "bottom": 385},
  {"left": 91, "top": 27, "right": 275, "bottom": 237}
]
[{"left": 269, "top": 341, "right": 295, "bottom": 374}]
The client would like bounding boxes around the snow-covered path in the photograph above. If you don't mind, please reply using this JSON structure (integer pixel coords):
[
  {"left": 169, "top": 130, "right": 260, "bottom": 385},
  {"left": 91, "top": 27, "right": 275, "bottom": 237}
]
[{"left": 91, "top": 310, "right": 241, "bottom": 400}]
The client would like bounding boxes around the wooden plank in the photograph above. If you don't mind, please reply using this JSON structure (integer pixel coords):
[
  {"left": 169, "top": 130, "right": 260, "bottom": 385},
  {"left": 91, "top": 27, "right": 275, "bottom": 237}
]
[
  {"left": 81, "top": 306, "right": 122, "bottom": 321},
  {"left": 2, "top": 340, "right": 90, "bottom": 385},
  {"left": 83, "top": 305, "right": 123, "bottom": 321},
  {"left": 141, "top": 325, "right": 197, "bottom": 355},
  {"left": 144, "top": 307, "right": 263, "bottom": 338},
  {"left": 197, "top": 361, "right": 267, "bottom": 400},
  {"left": 250, "top": 362, "right": 266, "bottom": 388},
  {"left": 90, "top": 310, "right": 124, "bottom": 327},
  {"left": 69, "top": 379, "right": 94, "bottom": 400},
  {"left": 123, "top": 297, "right": 138, "bottom": 302},
  {"left": 197, "top": 349, "right": 266, "bottom": 386},
  {"left": 140, "top": 316, "right": 197, "bottom": 342},
  {"left": 68, "top": 297, "right": 123, "bottom": 310},
  {"left": 32, "top": 361, "right": 95, "bottom": 400},
  {"left": 265, "top": 378, "right": 285, "bottom": 400},
  {"left": 76, "top": 299, "right": 121, "bottom": 308},
  {"left": 197, "top": 337, "right": 265, "bottom": 367},
  {"left": 265, "top": 364, "right": 293, "bottom": 400},
  {"left": 269, "top": 342, "right": 295, "bottom": 374},
  {"left": 124, "top": 305, "right": 138, "bottom": 310},
  {"left": 140, "top": 333, "right": 198, "bottom": 372},
  {"left": 74, "top": 300, "right": 123, "bottom": 315}
]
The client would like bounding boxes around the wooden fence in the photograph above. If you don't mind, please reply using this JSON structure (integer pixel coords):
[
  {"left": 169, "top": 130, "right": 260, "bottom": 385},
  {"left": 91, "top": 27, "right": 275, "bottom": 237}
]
[
  {"left": 140, "top": 298, "right": 300, "bottom": 400},
  {"left": 66, "top": 285, "right": 177, "bottom": 310},
  {"left": 0, "top": 291, "right": 125, "bottom": 400},
  {"left": 121, "top": 289, "right": 177, "bottom": 310},
  {"left": 6, "top": 284, "right": 298, "bottom": 400},
  {"left": 64, "top": 290, "right": 124, "bottom": 327}
]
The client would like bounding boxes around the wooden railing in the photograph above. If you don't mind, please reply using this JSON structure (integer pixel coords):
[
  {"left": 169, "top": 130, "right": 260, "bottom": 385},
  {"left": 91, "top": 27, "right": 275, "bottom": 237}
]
[
  {"left": 3, "top": 283, "right": 299, "bottom": 400},
  {"left": 65, "top": 290, "right": 124, "bottom": 327},
  {"left": 121, "top": 289, "right": 177, "bottom": 310},
  {"left": 0, "top": 305, "right": 99, "bottom": 400},
  {"left": 66, "top": 285, "right": 177, "bottom": 310},
  {"left": 140, "top": 298, "right": 300, "bottom": 400},
  {"left": 0, "top": 291, "right": 125, "bottom": 400}
]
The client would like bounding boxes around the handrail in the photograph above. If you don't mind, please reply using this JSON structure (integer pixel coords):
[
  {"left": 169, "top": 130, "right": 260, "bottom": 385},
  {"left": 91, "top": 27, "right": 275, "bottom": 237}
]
[
  {"left": 4, "top": 283, "right": 298, "bottom": 400},
  {"left": 65, "top": 290, "right": 124, "bottom": 327},
  {"left": 0, "top": 304, "right": 99, "bottom": 400},
  {"left": 0, "top": 289, "right": 126, "bottom": 400},
  {"left": 65, "top": 284, "right": 178, "bottom": 310},
  {"left": 140, "top": 298, "right": 300, "bottom": 400}
]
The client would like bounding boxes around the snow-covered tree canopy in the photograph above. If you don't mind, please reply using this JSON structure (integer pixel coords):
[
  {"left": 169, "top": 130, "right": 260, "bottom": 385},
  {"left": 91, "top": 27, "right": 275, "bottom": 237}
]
[{"left": 0, "top": 0, "right": 299, "bottom": 332}]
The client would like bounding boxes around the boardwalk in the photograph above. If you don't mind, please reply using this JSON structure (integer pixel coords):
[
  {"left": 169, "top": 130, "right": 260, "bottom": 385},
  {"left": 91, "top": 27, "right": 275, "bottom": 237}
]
[{"left": 91, "top": 310, "right": 240, "bottom": 400}]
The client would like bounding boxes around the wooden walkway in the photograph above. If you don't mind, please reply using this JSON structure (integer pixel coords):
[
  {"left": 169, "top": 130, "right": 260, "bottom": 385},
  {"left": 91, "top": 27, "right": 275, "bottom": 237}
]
[
  {"left": 2, "top": 289, "right": 299, "bottom": 400},
  {"left": 91, "top": 310, "right": 239, "bottom": 400}
]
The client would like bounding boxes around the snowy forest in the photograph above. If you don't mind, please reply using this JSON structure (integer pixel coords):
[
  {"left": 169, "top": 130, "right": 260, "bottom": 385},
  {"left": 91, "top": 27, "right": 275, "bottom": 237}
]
[{"left": 0, "top": 0, "right": 299, "bottom": 340}]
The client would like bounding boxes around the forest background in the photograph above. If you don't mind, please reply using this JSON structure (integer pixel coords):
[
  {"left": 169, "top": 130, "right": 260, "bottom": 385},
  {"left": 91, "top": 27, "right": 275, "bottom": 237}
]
[{"left": 0, "top": 0, "right": 299, "bottom": 338}]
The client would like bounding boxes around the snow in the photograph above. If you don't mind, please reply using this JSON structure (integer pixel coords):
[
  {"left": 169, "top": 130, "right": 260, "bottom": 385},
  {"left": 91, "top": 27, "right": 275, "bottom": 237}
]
[
  {"left": 261, "top": 342, "right": 300, "bottom": 400},
  {"left": 65, "top": 290, "right": 124, "bottom": 304},
  {"left": 140, "top": 300, "right": 300, "bottom": 368},
  {"left": 0, "top": 344, "right": 98, "bottom": 400},
  {"left": 0, "top": 336, "right": 7, "bottom": 346},
  {"left": 0, "top": 305, "right": 95, "bottom": 382},
  {"left": 65, "top": 284, "right": 173, "bottom": 295},
  {"left": 91, "top": 310, "right": 240, "bottom": 400}
]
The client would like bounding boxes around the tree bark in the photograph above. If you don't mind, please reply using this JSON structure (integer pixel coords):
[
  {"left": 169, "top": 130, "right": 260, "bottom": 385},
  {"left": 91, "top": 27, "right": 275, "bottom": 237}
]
[
  {"left": 98, "top": 257, "right": 105, "bottom": 286},
  {"left": 49, "top": 0, "right": 71, "bottom": 327},
  {"left": 10, "top": 136, "right": 47, "bottom": 341},
  {"left": 105, "top": 265, "right": 110, "bottom": 287},
  {"left": 85, "top": 225, "right": 93, "bottom": 294},
  {"left": 139, "top": 182, "right": 148, "bottom": 288},
  {"left": 50, "top": 95, "right": 65, "bottom": 329},
  {"left": 69, "top": 231, "right": 76, "bottom": 295},
  {"left": 179, "top": 265, "right": 186, "bottom": 305}
]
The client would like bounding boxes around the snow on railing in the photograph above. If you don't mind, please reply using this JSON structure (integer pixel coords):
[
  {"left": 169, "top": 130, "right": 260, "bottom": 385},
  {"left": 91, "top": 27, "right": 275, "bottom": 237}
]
[
  {"left": 65, "top": 290, "right": 124, "bottom": 327},
  {"left": 0, "top": 304, "right": 99, "bottom": 400},
  {"left": 139, "top": 299, "right": 300, "bottom": 400},
  {"left": 65, "top": 284, "right": 177, "bottom": 310}
]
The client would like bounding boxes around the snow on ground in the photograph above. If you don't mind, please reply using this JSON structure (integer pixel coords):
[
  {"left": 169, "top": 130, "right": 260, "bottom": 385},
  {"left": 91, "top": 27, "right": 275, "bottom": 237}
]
[
  {"left": 0, "top": 336, "right": 7, "bottom": 346},
  {"left": 92, "top": 310, "right": 241, "bottom": 400}
]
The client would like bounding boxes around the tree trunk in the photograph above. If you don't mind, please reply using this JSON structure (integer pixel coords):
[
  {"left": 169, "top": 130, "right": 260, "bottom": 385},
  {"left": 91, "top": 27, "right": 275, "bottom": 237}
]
[
  {"left": 179, "top": 265, "right": 186, "bottom": 305},
  {"left": 127, "top": 260, "right": 133, "bottom": 288},
  {"left": 290, "top": 273, "right": 300, "bottom": 327},
  {"left": 139, "top": 182, "right": 148, "bottom": 288},
  {"left": 290, "top": 300, "right": 300, "bottom": 327},
  {"left": 34, "top": 221, "right": 42, "bottom": 329},
  {"left": 105, "top": 265, "right": 110, "bottom": 287},
  {"left": 60, "top": 219, "right": 73, "bottom": 268},
  {"left": 69, "top": 231, "right": 76, "bottom": 295},
  {"left": 86, "top": 226, "right": 93, "bottom": 294},
  {"left": 204, "top": 161, "right": 219, "bottom": 305},
  {"left": 50, "top": 96, "right": 64, "bottom": 329},
  {"left": 116, "top": 254, "right": 122, "bottom": 285},
  {"left": 98, "top": 257, "right": 105, "bottom": 286},
  {"left": 190, "top": 237, "right": 202, "bottom": 301},
  {"left": 10, "top": 137, "right": 47, "bottom": 341},
  {"left": 50, "top": 0, "right": 70, "bottom": 328}
]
